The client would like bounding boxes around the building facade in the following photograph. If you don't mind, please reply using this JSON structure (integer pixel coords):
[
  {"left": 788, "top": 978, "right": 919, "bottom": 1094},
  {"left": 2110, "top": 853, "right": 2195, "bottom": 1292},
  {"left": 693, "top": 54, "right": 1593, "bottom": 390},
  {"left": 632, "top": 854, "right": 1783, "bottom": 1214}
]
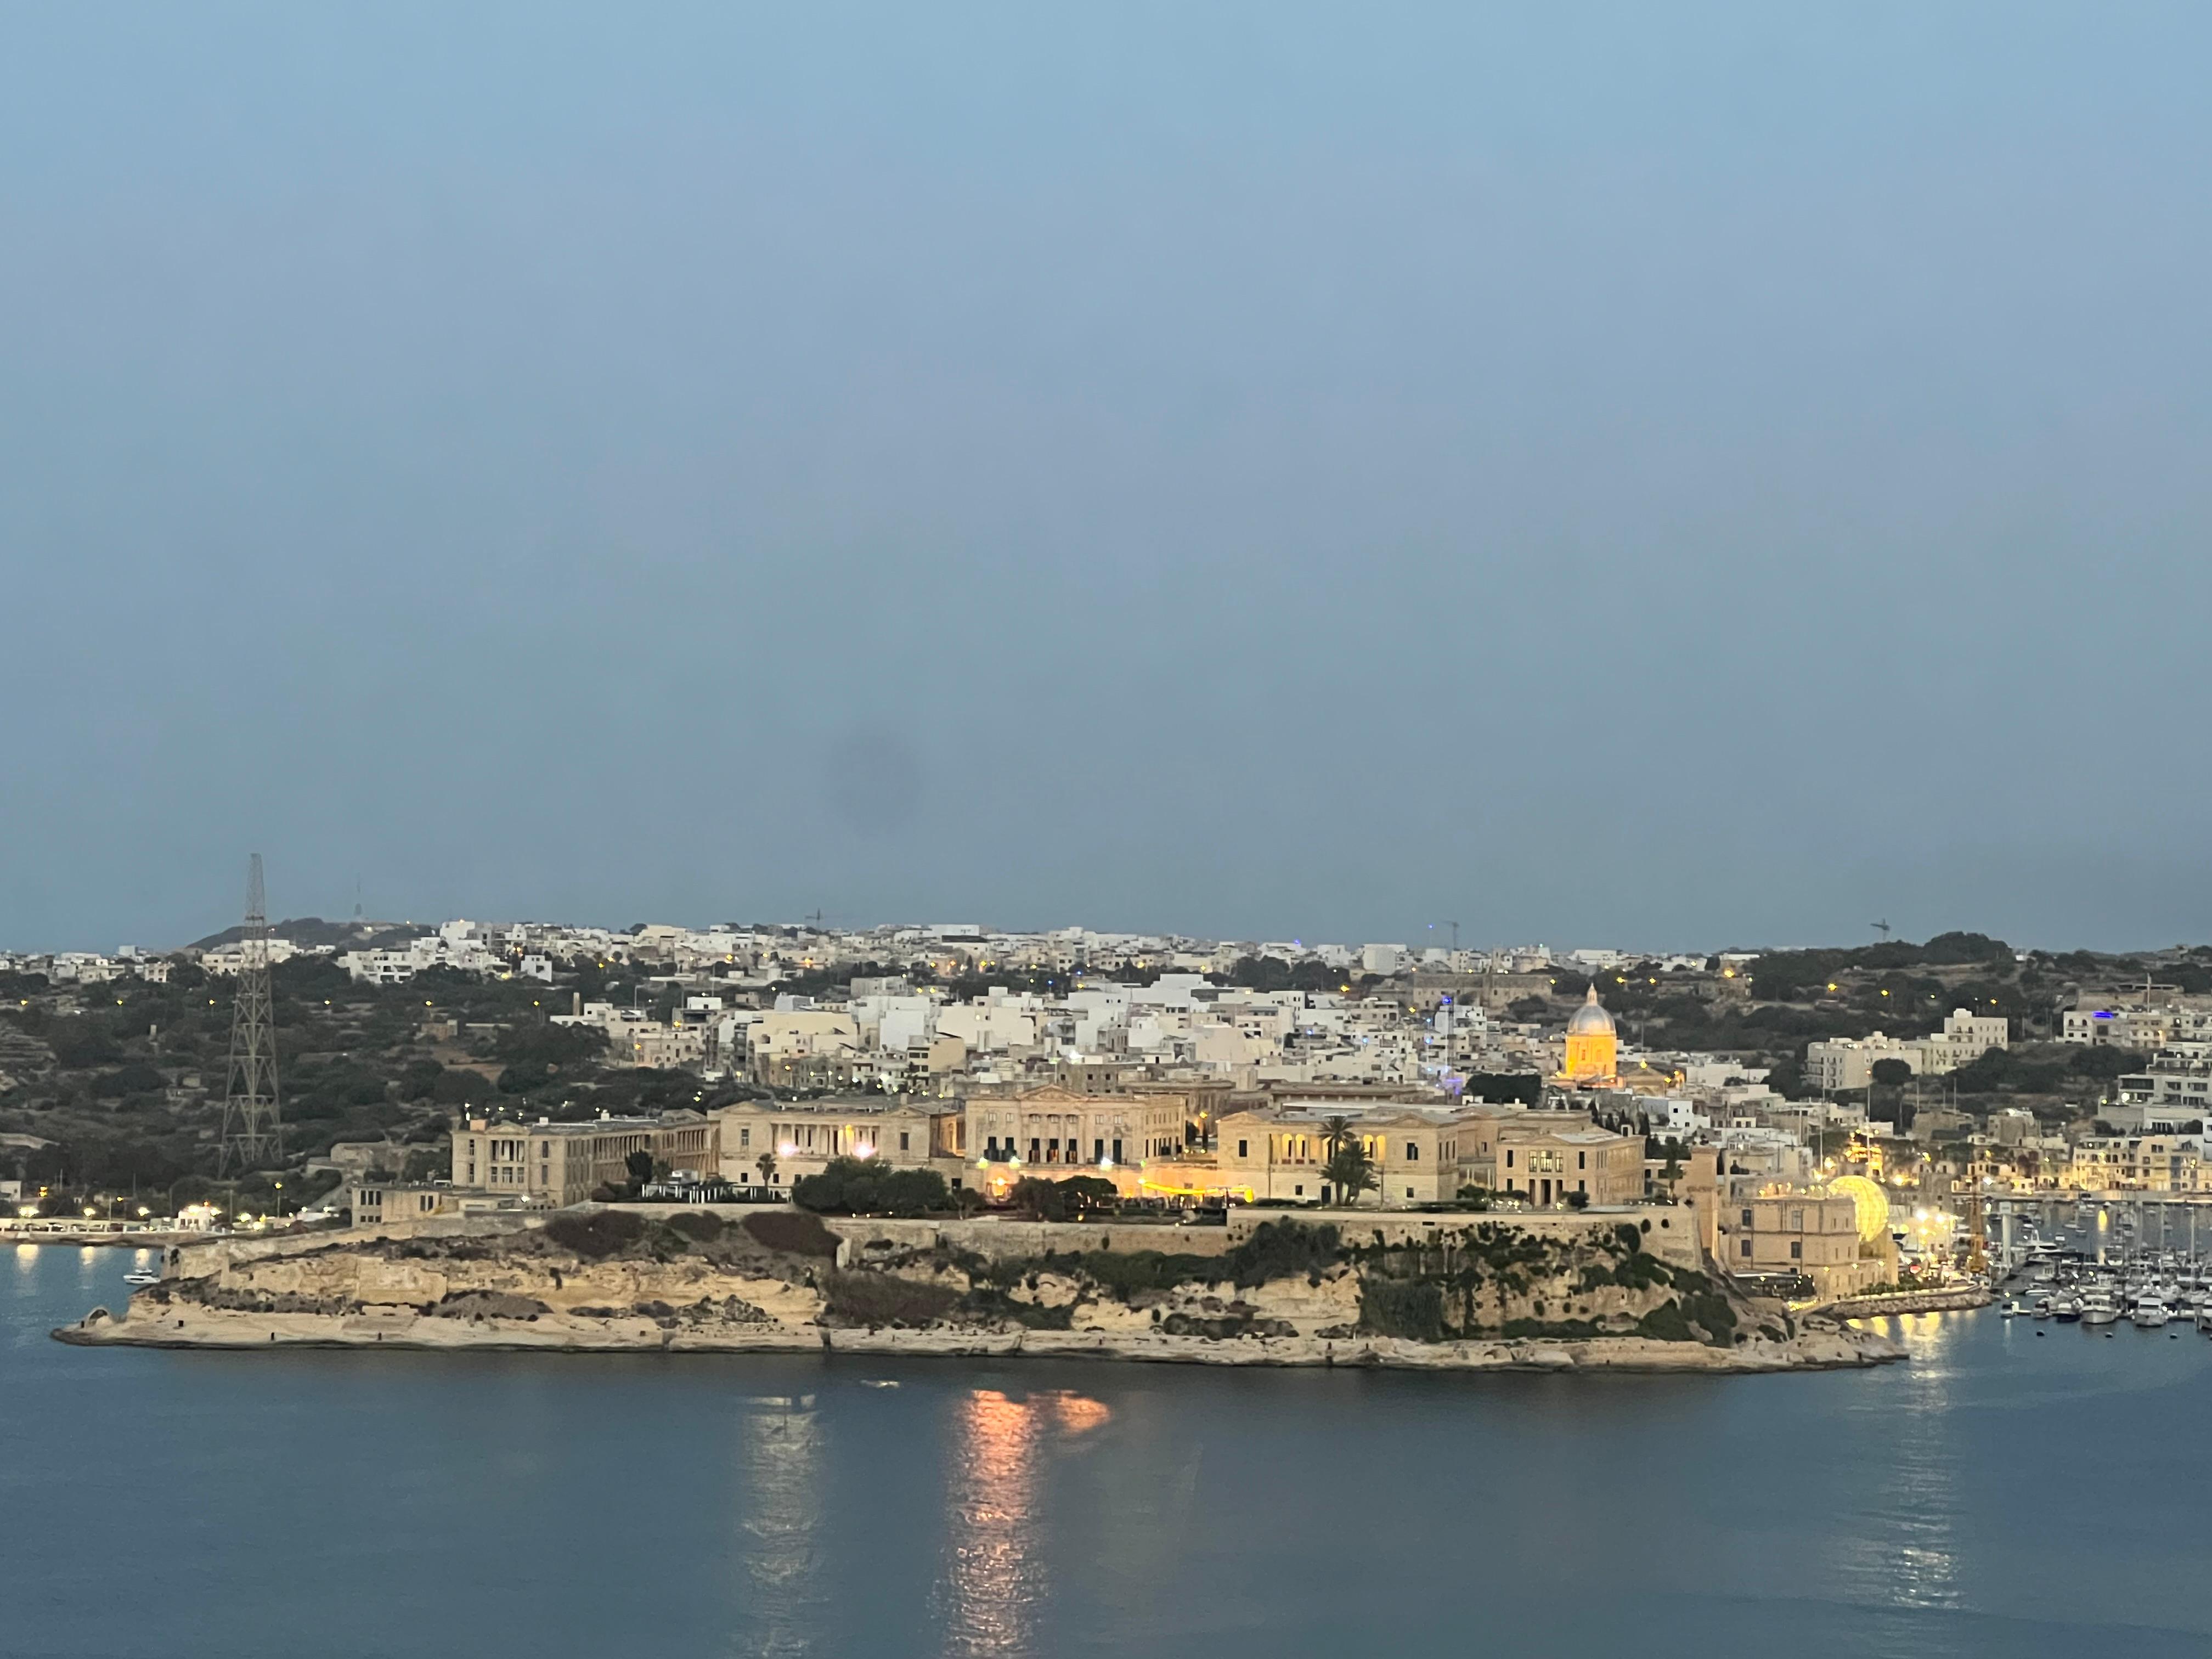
[
  {"left": 1716, "top": 1192, "right": 1888, "bottom": 1300},
  {"left": 1212, "top": 1102, "right": 1643, "bottom": 1209},
  {"left": 710, "top": 1097, "right": 964, "bottom": 1192},
  {"left": 449, "top": 1111, "right": 720, "bottom": 1207},
  {"left": 963, "top": 1084, "right": 1194, "bottom": 1176}
]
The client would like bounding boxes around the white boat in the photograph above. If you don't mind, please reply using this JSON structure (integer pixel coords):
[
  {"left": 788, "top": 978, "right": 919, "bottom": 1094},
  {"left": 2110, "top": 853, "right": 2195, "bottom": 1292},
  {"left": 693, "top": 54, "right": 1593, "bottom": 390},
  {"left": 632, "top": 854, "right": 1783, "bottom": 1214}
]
[
  {"left": 2081, "top": 1288, "right": 2120, "bottom": 1326},
  {"left": 2132, "top": 1293, "right": 2171, "bottom": 1329},
  {"left": 2033, "top": 1296, "right": 2053, "bottom": 1319},
  {"left": 2053, "top": 1296, "right": 2084, "bottom": 1323},
  {"left": 2001, "top": 1298, "right": 2027, "bottom": 1318},
  {"left": 122, "top": 1271, "right": 159, "bottom": 1286}
]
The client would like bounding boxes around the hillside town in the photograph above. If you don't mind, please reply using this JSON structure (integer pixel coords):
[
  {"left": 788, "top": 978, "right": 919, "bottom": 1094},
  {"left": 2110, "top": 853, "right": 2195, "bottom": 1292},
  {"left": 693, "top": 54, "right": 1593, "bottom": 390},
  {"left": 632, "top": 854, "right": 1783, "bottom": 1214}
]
[{"left": 7, "top": 915, "right": 2212, "bottom": 1305}]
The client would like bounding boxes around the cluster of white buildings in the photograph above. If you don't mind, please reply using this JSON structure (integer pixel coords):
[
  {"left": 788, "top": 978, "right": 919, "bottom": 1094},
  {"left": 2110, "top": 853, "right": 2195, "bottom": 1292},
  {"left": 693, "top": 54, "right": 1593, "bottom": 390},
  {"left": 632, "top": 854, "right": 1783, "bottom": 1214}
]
[{"left": 1802, "top": 1009, "right": 2015, "bottom": 1092}]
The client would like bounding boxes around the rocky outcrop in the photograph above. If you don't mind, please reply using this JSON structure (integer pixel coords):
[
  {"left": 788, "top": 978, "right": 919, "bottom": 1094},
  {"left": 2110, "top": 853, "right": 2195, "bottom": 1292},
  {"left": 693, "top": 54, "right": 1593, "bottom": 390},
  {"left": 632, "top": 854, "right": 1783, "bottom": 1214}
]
[{"left": 54, "top": 1209, "right": 1906, "bottom": 1375}]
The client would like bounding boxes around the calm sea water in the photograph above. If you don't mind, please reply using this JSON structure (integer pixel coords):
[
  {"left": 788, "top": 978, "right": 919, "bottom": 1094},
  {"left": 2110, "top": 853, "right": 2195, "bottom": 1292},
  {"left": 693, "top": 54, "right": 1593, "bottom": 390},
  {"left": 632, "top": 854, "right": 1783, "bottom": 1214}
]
[{"left": 6, "top": 1245, "right": 2212, "bottom": 1658}]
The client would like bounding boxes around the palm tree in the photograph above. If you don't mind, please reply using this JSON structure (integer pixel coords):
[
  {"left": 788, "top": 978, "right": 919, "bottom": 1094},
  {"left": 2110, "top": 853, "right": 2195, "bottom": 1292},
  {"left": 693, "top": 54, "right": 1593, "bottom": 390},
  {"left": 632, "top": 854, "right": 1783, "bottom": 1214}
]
[
  {"left": 755, "top": 1150, "right": 778, "bottom": 1193},
  {"left": 1319, "top": 1116, "right": 1374, "bottom": 1209}
]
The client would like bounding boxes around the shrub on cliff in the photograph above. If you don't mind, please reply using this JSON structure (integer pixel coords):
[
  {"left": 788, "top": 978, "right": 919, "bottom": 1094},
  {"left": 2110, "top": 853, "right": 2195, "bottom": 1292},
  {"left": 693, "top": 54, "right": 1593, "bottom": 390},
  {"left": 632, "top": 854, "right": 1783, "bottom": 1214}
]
[
  {"left": 1066, "top": 1249, "right": 1219, "bottom": 1301},
  {"left": 821, "top": 1270, "right": 960, "bottom": 1327},
  {"left": 664, "top": 1210, "right": 726, "bottom": 1243},
  {"left": 793, "top": 1158, "right": 949, "bottom": 1218},
  {"left": 1224, "top": 1221, "right": 1341, "bottom": 1289},
  {"left": 543, "top": 1209, "right": 647, "bottom": 1260},
  {"left": 1359, "top": 1277, "right": 1444, "bottom": 1342},
  {"left": 743, "top": 1210, "right": 840, "bottom": 1257}
]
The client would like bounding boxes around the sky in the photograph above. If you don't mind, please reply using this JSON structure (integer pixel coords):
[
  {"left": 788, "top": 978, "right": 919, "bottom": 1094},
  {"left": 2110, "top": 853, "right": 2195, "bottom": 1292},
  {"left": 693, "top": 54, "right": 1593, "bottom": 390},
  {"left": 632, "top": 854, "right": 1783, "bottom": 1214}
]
[{"left": 2, "top": 3, "right": 2208, "bottom": 955}]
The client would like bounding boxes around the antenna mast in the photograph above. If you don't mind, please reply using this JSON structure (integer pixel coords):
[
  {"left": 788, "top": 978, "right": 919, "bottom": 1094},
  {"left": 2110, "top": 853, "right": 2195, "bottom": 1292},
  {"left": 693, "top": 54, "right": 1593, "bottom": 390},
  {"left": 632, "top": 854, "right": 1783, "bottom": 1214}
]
[{"left": 217, "top": 854, "right": 284, "bottom": 1176}]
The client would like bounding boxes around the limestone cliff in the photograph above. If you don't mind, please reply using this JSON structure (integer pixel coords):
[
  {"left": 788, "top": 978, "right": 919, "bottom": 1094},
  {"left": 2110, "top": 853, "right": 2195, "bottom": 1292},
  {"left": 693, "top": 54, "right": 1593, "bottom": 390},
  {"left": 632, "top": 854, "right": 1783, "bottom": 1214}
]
[{"left": 56, "top": 1209, "right": 1901, "bottom": 1373}]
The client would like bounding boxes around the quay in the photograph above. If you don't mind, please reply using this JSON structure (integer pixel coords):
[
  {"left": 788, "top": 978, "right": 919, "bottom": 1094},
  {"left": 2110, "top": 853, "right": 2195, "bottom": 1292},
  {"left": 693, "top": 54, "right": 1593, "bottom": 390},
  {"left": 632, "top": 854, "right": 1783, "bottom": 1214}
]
[{"left": 1824, "top": 1286, "right": 1991, "bottom": 1319}]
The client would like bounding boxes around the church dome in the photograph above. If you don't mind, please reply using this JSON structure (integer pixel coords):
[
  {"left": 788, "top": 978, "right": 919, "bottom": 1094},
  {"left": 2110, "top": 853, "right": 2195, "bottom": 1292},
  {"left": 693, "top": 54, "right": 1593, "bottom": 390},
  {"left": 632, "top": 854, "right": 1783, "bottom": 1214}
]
[{"left": 1567, "top": 985, "right": 1615, "bottom": 1036}]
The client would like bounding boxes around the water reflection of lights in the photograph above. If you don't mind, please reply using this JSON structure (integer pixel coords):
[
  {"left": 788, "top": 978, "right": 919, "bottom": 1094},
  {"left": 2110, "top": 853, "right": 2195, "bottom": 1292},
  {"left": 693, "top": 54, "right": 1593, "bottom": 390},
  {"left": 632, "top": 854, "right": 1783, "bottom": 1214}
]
[
  {"left": 737, "top": 1395, "right": 826, "bottom": 1657},
  {"left": 1839, "top": 1313, "right": 1962, "bottom": 1613},
  {"left": 941, "top": 1390, "right": 1111, "bottom": 1657}
]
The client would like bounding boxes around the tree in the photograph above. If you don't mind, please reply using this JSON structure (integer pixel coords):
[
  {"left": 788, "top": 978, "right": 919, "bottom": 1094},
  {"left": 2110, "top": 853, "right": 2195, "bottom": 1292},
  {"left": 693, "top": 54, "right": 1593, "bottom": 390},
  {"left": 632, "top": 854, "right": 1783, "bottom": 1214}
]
[
  {"left": 1464, "top": 1071, "right": 1543, "bottom": 1108},
  {"left": 624, "top": 1149, "right": 654, "bottom": 1190},
  {"left": 1319, "top": 1116, "right": 1376, "bottom": 1209},
  {"left": 792, "top": 1157, "right": 948, "bottom": 1217},
  {"left": 495, "top": 1022, "right": 607, "bottom": 1070},
  {"left": 1870, "top": 1058, "right": 1914, "bottom": 1087},
  {"left": 755, "top": 1151, "right": 778, "bottom": 1190},
  {"left": 1008, "top": 1176, "right": 1068, "bottom": 1221},
  {"left": 2070, "top": 1046, "right": 2148, "bottom": 1081}
]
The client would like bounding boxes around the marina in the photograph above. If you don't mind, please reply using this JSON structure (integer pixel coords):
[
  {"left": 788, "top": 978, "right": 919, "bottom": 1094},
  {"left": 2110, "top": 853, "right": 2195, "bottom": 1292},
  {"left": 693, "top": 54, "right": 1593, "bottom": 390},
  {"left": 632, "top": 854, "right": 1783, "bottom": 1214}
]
[{"left": 1976, "top": 1197, "right": 2212, "bottom": 1344}]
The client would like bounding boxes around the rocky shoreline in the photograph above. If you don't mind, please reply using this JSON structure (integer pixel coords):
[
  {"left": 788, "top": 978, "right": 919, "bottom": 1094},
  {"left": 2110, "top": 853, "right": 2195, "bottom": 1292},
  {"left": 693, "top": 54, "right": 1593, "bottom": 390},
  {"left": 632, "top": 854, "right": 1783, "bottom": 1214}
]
[
  {"left": 53, "top": 1299, "right": 1904, "bottom": 1374},
  {"left": 48, "top": 1207, "right": 1909, "bottom": 1376}
]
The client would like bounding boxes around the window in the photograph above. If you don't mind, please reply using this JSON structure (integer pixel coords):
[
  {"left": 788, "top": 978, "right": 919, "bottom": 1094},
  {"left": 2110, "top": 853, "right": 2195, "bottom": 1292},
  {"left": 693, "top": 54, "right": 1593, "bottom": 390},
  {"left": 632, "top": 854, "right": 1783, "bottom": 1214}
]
[
  {"left": 1741, "top": 1209, "right": 1754, "bottom": 1227},
  {"left": 1790, "top": 1240, "right": 1803, "bottom": 1259},
  {"left": 1405, "top": 1142, "right": 1419, "bottom": 1161},
  {"left": 1112, "top": 1138, "right": 1123, "bottom": 1163},
  {"left": 740, "top": 1127, "right": 751, "bottom": 1148},
  {"left": 1029, "top": 1138, "right": 1041, "bottom": 1163},
  {"left": 1740, "top": 1239, "right": 1752, "bottom": 1257},
  {"left": 1577, "top": 1150, "right": 1586, "bottom": 1170},
  {"left": 899, "top": 1131, "right": 911, "bottom": 1152},
  {"left": 1093, "top": 1139, "right": 1104, "bottom": 1164},
  {"left": 1294, "top": 1184, "right": 1304, "bottom": 1196},
  {"left": 1404, "top": 1187, "right": 1414, "bottom": 1199},
  {"left": 1237, "top": 1139, "right": 1248, "bottom": 1158},
  {"left": 1505, "top": 1150, "right": 1515, "bottom": 1169}
]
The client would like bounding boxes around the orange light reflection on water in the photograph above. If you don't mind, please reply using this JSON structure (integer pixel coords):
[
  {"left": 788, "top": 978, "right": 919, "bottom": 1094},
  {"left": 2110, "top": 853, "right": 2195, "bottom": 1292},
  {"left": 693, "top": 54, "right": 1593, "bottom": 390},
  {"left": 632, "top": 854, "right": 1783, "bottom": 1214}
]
[{"left": 941, "top": 1390, "right": 1110, "bottom": 1657}]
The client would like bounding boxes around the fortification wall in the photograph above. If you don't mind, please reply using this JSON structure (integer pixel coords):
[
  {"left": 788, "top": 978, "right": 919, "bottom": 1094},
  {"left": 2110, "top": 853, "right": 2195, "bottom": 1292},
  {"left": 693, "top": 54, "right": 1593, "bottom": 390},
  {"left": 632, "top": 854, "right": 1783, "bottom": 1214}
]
[{"left": 1233, "top": 1204, "right": 1706, "bottom": 1271}]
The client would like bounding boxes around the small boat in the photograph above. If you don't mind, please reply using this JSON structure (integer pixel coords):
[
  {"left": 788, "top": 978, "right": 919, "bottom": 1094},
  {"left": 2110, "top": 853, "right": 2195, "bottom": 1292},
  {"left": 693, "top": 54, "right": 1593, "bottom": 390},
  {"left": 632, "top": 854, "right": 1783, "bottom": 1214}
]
[
  {"left": 2001, "top": 1299, "right": 2026, "bottom": 1318},
  {"left": 122, "top": 1271, "right": 159, "bottom": 1286},
  {"left": 2081, "top": 1288, "right": 2120, "bottom": 1326},
  {"left": 2033, "top": 1296, "right": 2053, "bottom": 1320},
  {"left": 2132, "top": 1293, "right": 2171, "bottom": 1329},
  {"left": 2053, "top": 1297, "right": 2083, "bottom": 1323}
]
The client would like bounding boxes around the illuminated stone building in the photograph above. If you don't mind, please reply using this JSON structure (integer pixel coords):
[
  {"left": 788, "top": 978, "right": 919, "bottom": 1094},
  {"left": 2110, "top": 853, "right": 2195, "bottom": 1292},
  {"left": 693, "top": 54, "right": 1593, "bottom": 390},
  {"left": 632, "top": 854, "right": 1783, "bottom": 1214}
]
[
  {"left": 450, "top": 1110, "right": 719, "bottom": 1206},
  {"left": 1559, "top": 985, "right": 1619, "bottom": 1085}
]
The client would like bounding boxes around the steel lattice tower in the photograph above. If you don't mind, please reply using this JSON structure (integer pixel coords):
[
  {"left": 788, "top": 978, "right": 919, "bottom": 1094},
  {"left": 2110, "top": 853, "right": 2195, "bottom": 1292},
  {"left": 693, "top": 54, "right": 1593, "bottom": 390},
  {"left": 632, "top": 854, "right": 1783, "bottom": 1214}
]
[{"left": 217, "top": 854, "right": 283, "bottom": 1175}]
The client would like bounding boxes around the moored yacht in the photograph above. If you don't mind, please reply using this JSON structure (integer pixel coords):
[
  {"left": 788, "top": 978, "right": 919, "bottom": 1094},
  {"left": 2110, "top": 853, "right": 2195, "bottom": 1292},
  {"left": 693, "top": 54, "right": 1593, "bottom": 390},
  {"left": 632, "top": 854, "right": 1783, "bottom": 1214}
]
[
  {"left": 2081, "top": 1288, "right": 2120, "bottom": 1326},
  {"left": 2132, "top": 1291, "right": 2171, "bottom": 1329}
]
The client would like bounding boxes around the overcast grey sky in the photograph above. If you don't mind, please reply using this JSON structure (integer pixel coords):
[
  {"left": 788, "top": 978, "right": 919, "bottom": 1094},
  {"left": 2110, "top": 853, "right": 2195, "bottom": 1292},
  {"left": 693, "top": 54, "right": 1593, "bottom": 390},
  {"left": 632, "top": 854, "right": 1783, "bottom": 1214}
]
[{"left": 2, "top": 4, "right": 2206, "bottom": 953}]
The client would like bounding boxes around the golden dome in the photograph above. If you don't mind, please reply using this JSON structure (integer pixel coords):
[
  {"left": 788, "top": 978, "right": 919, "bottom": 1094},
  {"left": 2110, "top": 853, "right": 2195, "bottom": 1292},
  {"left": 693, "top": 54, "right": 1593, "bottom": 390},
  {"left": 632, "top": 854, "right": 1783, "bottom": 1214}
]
[
  {"left": 1826, "top": 1175, "right": 1891, "bottom": 1243},
  {"left": 1566, "top": 985, "right": 1615, "bottom": 1036}
]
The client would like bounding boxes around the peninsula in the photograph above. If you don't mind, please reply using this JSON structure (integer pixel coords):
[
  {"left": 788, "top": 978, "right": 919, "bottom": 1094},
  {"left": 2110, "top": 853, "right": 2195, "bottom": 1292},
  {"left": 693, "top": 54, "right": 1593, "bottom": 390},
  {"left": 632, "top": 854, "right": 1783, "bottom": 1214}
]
[{"left": 55, "top": 1205, "right": 1903, "bottom": 1375}]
